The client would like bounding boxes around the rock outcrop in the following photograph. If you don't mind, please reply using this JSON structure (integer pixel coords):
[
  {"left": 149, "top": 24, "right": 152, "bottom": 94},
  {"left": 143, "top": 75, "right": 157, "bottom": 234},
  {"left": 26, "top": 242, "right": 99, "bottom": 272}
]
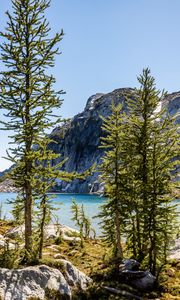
[
  {"left": 169, "top": 238, "right": 180, "bottom": 260},
  {"left": 0, "top": 238, "right": 16, "bottom": 250},
  {"left": 119, "top": 259, "right": 156, "bottom": 291},
  {"left": 49, "top": 89, "right": 180, "bottom": 193},
  {"left": 0, "top": 179, "right": 18, "bottom": 193},
  {"left": 5, "top": 223, "right": 80, "bottom": 243},
  {"left": 0, "top": 262, "right": 91, "bottom": 300},
  {"left": 60, "top": 259, "right": 92, "bottom": 290},
  {"left": 49, "top": 88, "right": 133, "bottom": 193}
]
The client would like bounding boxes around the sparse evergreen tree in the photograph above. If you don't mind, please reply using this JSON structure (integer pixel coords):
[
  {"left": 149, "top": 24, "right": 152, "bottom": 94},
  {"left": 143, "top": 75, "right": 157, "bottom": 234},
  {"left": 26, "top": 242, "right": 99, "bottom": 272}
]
[
  {"left": 98, "top": 103, "right": 128, "bottom": 262},
  {"left": 81, "top": 204, "right": 93, "bottom": 239},
  {"left": 123, "top": 69, "right": 159, "bottom": 262},
  {"left": 99, "top": 69, "right": 178, "bottom": 275},
  {"left": 71, "top": 199, "right": 81, "bottom": 228},
  {"left": 125, "top": 68, "right": 179, "bottom": 274},
  {"left": 71, "top": 199, "right": 84, "bottom": 247},
  {"left": 146, "top": 110, "right": 178, "bottom": 274},
  {"left": 71, "top": 200, "right": 95, "bottom": 247},
  {"left": 0, "top": 0, "right": 64, "bottom": 260},
  {"left": 33, "top": 139, "right": 67, "bottom": 259}
]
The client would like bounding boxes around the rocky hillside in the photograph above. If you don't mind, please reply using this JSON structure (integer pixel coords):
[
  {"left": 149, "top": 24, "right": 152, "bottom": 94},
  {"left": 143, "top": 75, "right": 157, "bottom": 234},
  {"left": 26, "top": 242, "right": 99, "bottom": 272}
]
[
  {"left": 0, "top": 179, "right": 18, "bottom": 193},
  {"left": 0, "top": 88, "right": 179, "bottom": 193},
  {"left": 49, "top": 88, "right": 180, "bottom": 193}
]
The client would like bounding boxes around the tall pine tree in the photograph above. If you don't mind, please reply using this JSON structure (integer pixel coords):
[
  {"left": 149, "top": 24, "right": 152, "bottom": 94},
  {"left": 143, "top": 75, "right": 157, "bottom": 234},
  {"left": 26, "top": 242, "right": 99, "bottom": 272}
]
[
  {"left": 0, "top": 0, "right": 63, "bottom": 260},
  {"left": 99, "top": 69, "right": 179, "bottom": 275},
  {"left": 125, "top": 68, "right": 179, "bottom": 274},
  {"left": 98, "top": 103, "right": 129, "bottom": 262}
]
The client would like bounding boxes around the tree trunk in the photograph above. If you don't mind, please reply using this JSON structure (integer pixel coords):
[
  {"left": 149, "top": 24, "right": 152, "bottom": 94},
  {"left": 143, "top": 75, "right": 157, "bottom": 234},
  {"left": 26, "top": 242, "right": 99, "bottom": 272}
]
[
  {"left": 136, "top": 210, "right": 142, "bottom": 259},
  {"left": 25, "top": 179, "right": 32, "bottom": 255},
  {"left": 115, "top": 209, "right": 123, "bottom": 261},
  {"left": 114, "top": 119, "right": 123, "bottom": 262},
  {"left": 39, "top": 195, "right": 47, "bottom": 259},
  {"left": 141, "top": 103, "right": 149, "bottom": 262},
  {"left": 132, "top": 217, "right": 137, "bottom": 258},
  {"left": 24, "top": 16, "right": 33, "bottom": 257}
]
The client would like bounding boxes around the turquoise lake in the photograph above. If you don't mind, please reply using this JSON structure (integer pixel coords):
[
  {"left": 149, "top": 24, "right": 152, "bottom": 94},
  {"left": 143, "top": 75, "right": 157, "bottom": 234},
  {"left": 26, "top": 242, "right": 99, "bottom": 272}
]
[
  {"left": 0, "top": 193, "right": 179, "bottom": 234},
  {"left": 0, "top": 193, "right": 106, "bottom": 234}
]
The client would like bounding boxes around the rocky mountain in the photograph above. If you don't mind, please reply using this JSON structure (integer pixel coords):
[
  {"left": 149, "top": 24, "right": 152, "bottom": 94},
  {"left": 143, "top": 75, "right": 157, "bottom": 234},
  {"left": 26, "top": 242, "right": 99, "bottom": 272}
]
[
  {"left": 0, "top": 169, "right": 8, "bottom": 178},
  {"left": 0, "top": 88, "right": 179, "bottom": 193},
  {"left": 0, "top": 166, "right": 17, "bottom": 192},
  {"left": 49, "top": 88, "right": 180, "bottom": 193},
  {"left": 0, "top": 179, "right": 18, "bottom": 193}
]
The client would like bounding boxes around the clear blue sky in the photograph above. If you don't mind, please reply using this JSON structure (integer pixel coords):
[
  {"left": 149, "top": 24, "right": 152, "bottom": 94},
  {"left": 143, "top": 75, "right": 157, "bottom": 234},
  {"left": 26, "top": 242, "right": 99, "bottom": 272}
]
[{"left": 0, "top": 0, "right": 180, "bottom": 171}]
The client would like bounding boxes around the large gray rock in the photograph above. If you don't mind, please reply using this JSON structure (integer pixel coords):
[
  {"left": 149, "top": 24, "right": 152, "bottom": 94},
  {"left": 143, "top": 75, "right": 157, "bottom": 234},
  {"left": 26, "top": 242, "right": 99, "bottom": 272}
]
[
  {"left": 0, "top": 265, "right": 71, "bottom": 300},
  {"left": 127, "top": 271, "right": 156, "bottom": 291},
  {"left": 60, "top": 259, "right": 92, "bottom": 290},
  {"left": 120, "top": 259, "right": 140, "bottom": 271},
  {"left": 0, "top": 261, "right": 92, "bottom": 300},
  {"left": 5, "top": 225, "right": 25, "bottom": 239},
  {"left": 0, "top": 234, "right": 16, "bottom": 250},
  {"left": 45, "top": 224, "right": 81, "bottom": 242},
  {"left": 0, "top": 240, "right": 16, "bottom": 250},
  {"left": 119, "top": 259, "right": 156, "bottom": 291}
]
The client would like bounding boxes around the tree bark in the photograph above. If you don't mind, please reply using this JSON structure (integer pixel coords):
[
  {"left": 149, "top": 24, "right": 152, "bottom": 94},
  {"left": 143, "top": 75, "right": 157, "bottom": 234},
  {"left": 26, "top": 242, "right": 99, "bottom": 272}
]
[
  {"left": 24, "top": 9, "right": 32, "bottom": 257},
  {"left": 115, "top": 209, "right": 123, "bottom": 260},
  {"left": 39, "top": 195, "right": 47, "bottom": 259}
]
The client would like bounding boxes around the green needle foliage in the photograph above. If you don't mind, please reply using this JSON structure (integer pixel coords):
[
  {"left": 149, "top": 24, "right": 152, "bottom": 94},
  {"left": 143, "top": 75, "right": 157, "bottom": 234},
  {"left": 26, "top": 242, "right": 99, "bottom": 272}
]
[
  {"left": 33, "top": 138, "right": 71, "bottom": 260},
  {"left": 98, "top": 103, "right": 128, "bottom": 263},
  {"left": 0, "top": 0, "right": 64, "bottom": 261},
  {"left": 125, "top": 68, "right": 179, "bottom": 275},
  {"left": 99, "top": 69, "right": 179, "bottom": 276},
  {"left": 71, "top": 199, "right": 95, "bottom": 248}
]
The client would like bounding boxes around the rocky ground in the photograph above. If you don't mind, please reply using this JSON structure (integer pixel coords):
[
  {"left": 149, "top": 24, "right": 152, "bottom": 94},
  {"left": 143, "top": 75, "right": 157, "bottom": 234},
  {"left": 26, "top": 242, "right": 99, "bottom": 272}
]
[
  {"left": 0, "top": 262, "right": 91, "bottom": 300},
  {"left": 0, "top": 221, "right": 179, "bottom": 299},
  {"left": 169, "top": 238, "right": 180, "bottom": 260}
]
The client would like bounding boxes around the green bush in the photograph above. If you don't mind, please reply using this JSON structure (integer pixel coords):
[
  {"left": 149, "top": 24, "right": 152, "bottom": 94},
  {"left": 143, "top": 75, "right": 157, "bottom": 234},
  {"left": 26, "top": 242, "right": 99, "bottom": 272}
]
[{"left": 0, "top": 243, "right": 21, "bottom": 269}]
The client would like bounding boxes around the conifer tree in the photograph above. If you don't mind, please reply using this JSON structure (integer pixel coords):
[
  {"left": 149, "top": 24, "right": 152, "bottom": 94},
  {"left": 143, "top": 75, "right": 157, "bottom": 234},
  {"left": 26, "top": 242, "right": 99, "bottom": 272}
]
[
  {"left": 124, "top": 69, "right": 160, "bottom": 262},
  {"left": 99, "top": 69, "right": 178, "bottom": 275},
  {"left": 98, "top": 103, "right": 128, "bottom": 262},
  {"left": 146, "top": 110, "right": 178, "bottom": 274},
  {"left": 34, "top": 138, "right": 68, "bottom": 259},
  {"left": 71, "top": 199, "right": 95, "bottom": 245},
  {"left": 125, "top": 68, "right": 179, "bottom": 274},
  {"left": 0, "top": 0, "right": 64, "bottom": 259}
]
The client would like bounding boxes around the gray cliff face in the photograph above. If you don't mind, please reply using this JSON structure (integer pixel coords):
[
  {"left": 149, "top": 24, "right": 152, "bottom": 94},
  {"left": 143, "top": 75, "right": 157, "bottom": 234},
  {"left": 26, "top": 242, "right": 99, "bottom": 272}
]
[
  {"left": 49, "top": 88, "right": 179, "bottom": 193},
  {"left": 49, "top": 88, "right": 133, "bottom": 193},
  {"left": 162, "top": 92, "right": 180, "bottom": 125}
]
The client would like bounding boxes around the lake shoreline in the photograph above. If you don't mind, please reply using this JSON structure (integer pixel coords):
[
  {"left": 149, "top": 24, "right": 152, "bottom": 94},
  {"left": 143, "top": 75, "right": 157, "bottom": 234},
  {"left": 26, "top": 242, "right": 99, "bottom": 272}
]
[
  {"left": 0, "top": 193, "right": 106, "bottom": 234},
  {"left": 0, "top": 191, "right": 103, "bottom": 196}
]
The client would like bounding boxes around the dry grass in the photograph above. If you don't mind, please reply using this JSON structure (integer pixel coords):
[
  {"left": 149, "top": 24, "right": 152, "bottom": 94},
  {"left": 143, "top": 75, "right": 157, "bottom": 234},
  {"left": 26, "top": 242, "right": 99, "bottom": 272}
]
[
  {"left": 43, "top": 238, "right": 107, "bottom": 276},
  {"left": 43, "top": 239, "right": 180, "bottom": 300},
  {"left": 0, "top": 221, "right": 179, "bottom": 299},
  {"left": 158, "top": 260, "right": 180, "bottom": 300},
  {"left": 0, "top": 220, "right": 14, "bottom": 235}
]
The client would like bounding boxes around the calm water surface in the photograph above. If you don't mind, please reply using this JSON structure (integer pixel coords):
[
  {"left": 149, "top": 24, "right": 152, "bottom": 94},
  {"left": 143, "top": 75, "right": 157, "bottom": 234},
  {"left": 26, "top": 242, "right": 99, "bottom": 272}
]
[
  {"left": 0, "top": 193, "right": 179, "bottom": 234},
  {"left": 0, "top": 193, "right": 106, "bottom": 234}
]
